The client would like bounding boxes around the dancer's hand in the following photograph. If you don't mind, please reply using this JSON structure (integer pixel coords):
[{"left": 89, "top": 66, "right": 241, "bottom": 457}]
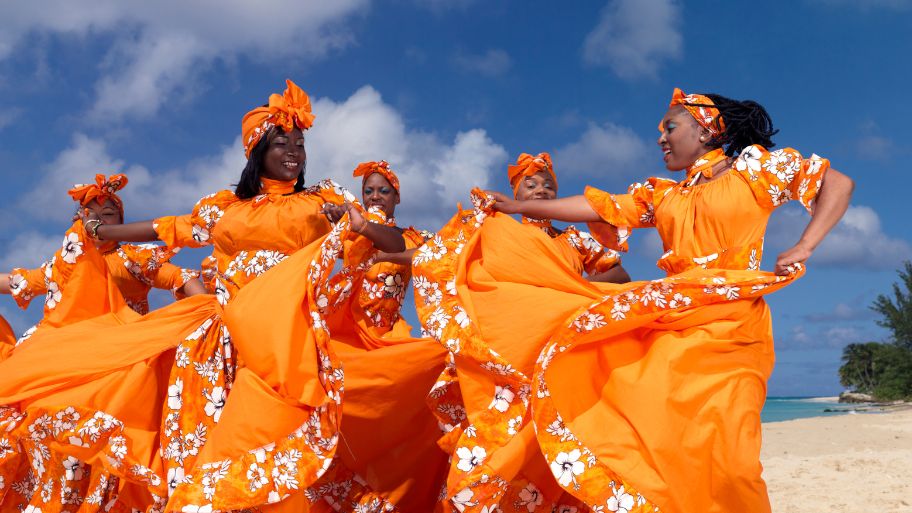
[
  {"left": 775, "top": 242, "right": 812, "bottom": 275},
  {"left": 322, "top": 202, "right": 367, "bottom": 232},
  {"left": 485, "top": 191, "right": 521, "bottom": 214}
]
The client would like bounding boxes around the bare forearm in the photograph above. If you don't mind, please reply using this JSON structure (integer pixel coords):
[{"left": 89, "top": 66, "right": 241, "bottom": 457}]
[
  {"left": 587, "top": 264, "right": 631, "bottom": 284},
  {"left": 179, "top": 279, "right": 208, "bottom": 297},
  {"left": 358, "top": 222, "right": 406, "bottom": 253},
  {"left": 96, "top": 221, "right": 160, "bottom": 242},
  {"left": 377, "top": 248, "right": 417, "bottom": 266},
  {"left": 0, "top": 273, "right": 9, "bottom": 294},
  {"left": 798, "top": 168, "right": 854, "bottom": 250},
  {"left": 510, "top": 195, "right": 602, "bottom": 223}
]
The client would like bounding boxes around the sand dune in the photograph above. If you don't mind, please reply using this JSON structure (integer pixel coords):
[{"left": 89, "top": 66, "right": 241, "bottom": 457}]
[{"left": 762, "top": 406, "right": 912, "bottom": 512}]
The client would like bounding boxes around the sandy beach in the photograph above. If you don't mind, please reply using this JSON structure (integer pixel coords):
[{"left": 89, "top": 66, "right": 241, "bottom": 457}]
[{"left": 762, "top": 404, "right": 912, "bottom": 512}]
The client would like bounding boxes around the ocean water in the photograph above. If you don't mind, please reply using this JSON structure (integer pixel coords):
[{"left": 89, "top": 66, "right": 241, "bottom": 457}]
[{"left": 761, "top": 396, "right": 859, "bottom": 423}]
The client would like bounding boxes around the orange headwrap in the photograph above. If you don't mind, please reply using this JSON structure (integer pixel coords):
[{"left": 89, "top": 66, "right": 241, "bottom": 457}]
[
  {"left": 352, "top": 160, "right": 400, "bottom": 193},
  {"left": 67, "top": 173, "right": 128, "bottom": 214},
  {"left": 241, "top": 79, "right": 315, "bottom": 158},
  {"left": 507, "top": 152, "right": 556, "bottom": 194},
  {"left": 665, "top": 87, "right": 726, "bottom": 137}
]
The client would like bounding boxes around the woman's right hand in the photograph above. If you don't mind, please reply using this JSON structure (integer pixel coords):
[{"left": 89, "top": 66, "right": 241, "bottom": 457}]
[{"left": 485, "top": 190, "right": 522, "bottom": 214}]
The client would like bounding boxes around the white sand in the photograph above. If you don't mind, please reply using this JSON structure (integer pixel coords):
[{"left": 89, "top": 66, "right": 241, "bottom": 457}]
[{"left": 762, "top": 406, "right": 912, "bottom": 512}]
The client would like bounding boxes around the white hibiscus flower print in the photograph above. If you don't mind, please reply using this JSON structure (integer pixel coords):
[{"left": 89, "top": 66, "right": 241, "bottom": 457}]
[
  {"left": 550, "top": 449, "right": 585, "bottom": 487},
  {"left": 168, "top": 378, "right": 184, "bottom": 410},
  {"left": 192, "top": 225, "right": 210, "bottom": 243},
  {"left": 8, "top": 273, "right": 27, "bottom": 296},
  {"left": 455, "top": 446, "right": 487, "bottom": 473},
  {"left": 203, "top": 387, "right": 226, "bottom": 422},
  {"left": 61, "top": 232, "right": 84, "bottom": 264},
  {"left": 451, "top": 487, "right": 477, "bottom": 510},
  {"left": 488, "top": 386, "right": 515, "bottom": 413},
  {"left": 246, "top": 463, "right": 268, "bottom": 491},
  {"left": 517, "top": 482, "right": 543, "bottom": 511},
  {"left": 606, "top": 485, "right": 635, "bottom": 513},
  {"left": 735, "top": 145, "right": 763, "bottom": 178},
  {"left": 45, "top": 281, "right": 62, "bottom": 310},
  {"left": 168, "top": 466, "right": 186, "bottom": 493}
]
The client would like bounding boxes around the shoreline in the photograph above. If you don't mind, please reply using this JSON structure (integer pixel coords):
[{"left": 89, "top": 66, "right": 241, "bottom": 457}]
[{"left": 761, "top": 405, "right": 912, "bottom": 512}]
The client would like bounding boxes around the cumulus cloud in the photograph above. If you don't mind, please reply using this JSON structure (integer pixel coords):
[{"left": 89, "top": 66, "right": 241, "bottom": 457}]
[
  {"left": 0, "top": 231, "right": 61, "bottom": 270},
  {"left": 0, "top": 0, "right": 369, "bottom": 120},
  {"left": 766, "top": 204, "right": 912, "bottom": 271},
  {"left": 554, "top": 121, "right": 651, "bottom": 181},
  {"left": 307, "top": 85, "right": 507, "bottom": 227},
  {"left": 582, "top": 0, "right": 682, "bottom": 79},
  {"left": 452, "top": 49, "right": 513, "bottom": 77},
  {"left": 804, "top": 301, "right": 877, "bottom": 323}
]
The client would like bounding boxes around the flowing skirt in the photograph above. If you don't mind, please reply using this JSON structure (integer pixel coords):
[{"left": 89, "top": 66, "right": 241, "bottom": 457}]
[{"left": 412, "top": 196, "right": 802, "bottom": 513}]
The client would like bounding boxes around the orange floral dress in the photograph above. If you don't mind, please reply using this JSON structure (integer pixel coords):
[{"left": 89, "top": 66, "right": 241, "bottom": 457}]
[
  {"left": 412, "top": 145, "right": 828, "bottom": 513},
  {"left": 8, "top": 238, "right": 197, "bottom": 341},
  {"left": 0, "top": 179, "right": 364, "bottom": 513},
  {"left": 521, "top": 217, "right": 622, "bottom": 277}
]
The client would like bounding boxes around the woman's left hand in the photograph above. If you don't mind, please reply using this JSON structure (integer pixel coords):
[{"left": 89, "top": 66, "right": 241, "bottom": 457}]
[
  {"left": 774, "top": 242, "right": 813, "bottom": 275},
  {"left": 322, "top": 202, "right": 367, "bottom": 232}
]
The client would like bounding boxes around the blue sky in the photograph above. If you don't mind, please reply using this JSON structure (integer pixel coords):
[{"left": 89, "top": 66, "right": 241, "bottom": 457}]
[{"left": 1, "top": 0, "right": 910, "bottom": 396}]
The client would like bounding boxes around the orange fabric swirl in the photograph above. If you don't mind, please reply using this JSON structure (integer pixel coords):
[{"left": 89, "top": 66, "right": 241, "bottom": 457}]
[
  {"left": 242, "top": 79, "right": 315, "bottom": 158},
  {"left": 352, "top": 160, "right": 400, "bottom": 193},
  {"left": 666, "top": 87, "right": 726, "bottom": 137},
  {"left": 507, "top": 152, "right": 556, "bottom": 194},
  {"left": 67, "top": 173, "right": 128, "bottom": 214}
]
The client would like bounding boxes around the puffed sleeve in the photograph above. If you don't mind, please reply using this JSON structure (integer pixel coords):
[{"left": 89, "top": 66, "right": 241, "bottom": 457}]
[
  {"left": 8, "top": 264, "right": 49, "bottom": 310},
  {"left": 119, "top": 244, "right": 200, "bottom": 298},
  {"left": 733, "top": 145, "right": 829, "bottom": 213},
  {"left": 153, "top": 190, "right": 237, "bottom": 250},
  {"left": 583, "top": 177, "right": 677, "bottom": 251}
]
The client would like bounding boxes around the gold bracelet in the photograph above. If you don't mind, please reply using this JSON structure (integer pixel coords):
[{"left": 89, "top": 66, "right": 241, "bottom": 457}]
[{"left": 84, "top": 219, "right": 102, "bottom": 239}]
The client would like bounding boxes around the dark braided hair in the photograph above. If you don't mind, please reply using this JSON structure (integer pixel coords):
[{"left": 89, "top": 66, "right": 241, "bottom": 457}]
[
  {"left": 234, "top": 127, "right": 307, "bottom": 199},
  {"left": 685, "top": 94, "right": 778, "bottom": 157}
]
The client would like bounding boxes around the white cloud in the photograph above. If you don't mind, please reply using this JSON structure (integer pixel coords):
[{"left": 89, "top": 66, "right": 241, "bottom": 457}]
[
  {"left": 0, "top": 0, "right": 369, "bottom": 120},
  {"left": 307, "top": 85, "right": 507, "bottom": 227},
  {"left": 452, "top": 49, "right": 513, "bottom": 77},
  {"left": 582, "top": 0, "right": 682, "bottom": 80},
  {"left": 554, "top": 121, "right": 651, "bottom": 181},
  {"left": 0, "top": 231, "right": 61, "bottom": 270},
  {"left": 0, "top": 107, "right": 22, "bottom": 130},
  {"left": 765, "top": 204, "right": 912, "bottom": 271}
]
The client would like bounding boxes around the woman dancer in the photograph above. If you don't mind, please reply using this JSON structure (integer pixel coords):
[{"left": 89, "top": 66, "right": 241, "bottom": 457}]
[
  {"left": 0, "top": 174, "right": 204, "bottom": 342},
  {"left": 508, "top": 151, "right": 630, "bottom": 283},
  {"left": 0, "top": 80, "right": 403, "bottom": 513},
  {"left": 412, "top": 88, "right": 853, "bottom": 512}
]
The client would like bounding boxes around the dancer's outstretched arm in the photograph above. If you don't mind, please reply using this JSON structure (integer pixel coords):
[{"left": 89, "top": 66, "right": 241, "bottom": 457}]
[
  {"left": 486, "top": 191, "right": 602, "bottom": 223},
  {"left": 775, "top": 168, "right": 854, "bottom": 275}
]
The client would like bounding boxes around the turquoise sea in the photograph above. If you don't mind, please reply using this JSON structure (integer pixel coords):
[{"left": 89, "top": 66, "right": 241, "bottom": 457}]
[{"left": 761, "top": 396, "right": 861, "bottom": 423}]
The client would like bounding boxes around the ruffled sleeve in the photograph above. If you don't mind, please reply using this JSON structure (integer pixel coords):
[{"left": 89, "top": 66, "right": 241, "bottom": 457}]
[
  {"left": 583, "top": 177, "right": 677, "bottom": 251},
  {"left": 733, "top": 145, "right": 830, "bottom": 213},
  {"left": 561, "top": 227, "right": 622, "bottom": 275},
  {"left": 403, "top": 227, "right": 434, "bottom": 250},
  {"left": 8, "top": 264, "right": 48, "bottom": 310},
  {"left": 153, "top": 190, "right": 237, "bottom": 250},
  {"left": 119, "top": 244, "right": 201, "bottom": 298}
]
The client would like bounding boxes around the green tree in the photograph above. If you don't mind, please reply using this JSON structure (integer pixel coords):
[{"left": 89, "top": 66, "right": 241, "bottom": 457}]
[
  {"left": 839, "top": 342, "right": 881, "bottom": 394},
  {"left": 871, "top": 260, "right": 912, "bottom": 350}
]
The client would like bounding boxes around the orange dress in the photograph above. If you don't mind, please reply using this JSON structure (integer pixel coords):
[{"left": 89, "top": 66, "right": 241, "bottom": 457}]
[
  {"left": 0, "top": 315, "right": 14, "bottom": 361},
  {"left": 0, "top": 179, "right": 357, "bottom": 513},
  {"left": 412, "top": 145, "right": 827, "bottom": 513},
  {"left": 8, "top": 239, "right": 196, "bottom": 341}
]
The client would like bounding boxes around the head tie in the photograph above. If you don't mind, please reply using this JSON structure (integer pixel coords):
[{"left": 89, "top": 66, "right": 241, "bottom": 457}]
[
  {"left": 507, "top": 152, "right": 556, "bottom": 194},
  {"left": 664, "top": 87, "right": 725, "bottom": 138},
  {"left": 68, "top": 173, "right": 128, "bottom": 215},
  {"left": 353, "top": 160, "right": 400, "bottom": 193},
  {"left": 242, "top": 79, "right": 315, "bottom": 158}
]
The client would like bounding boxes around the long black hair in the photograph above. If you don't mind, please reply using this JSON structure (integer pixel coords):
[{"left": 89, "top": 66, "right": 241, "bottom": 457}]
[
  {"left": 686, "top": 94, "right": 779, "bottom": 157},
  {"left": 234, "top": 127, "right": 307, "bottom": 199}
]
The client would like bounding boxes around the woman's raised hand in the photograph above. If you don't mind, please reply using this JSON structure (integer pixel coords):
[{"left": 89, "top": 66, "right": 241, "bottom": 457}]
[{"left": 485, "top": 190, "right": 522, "bottom": 214}]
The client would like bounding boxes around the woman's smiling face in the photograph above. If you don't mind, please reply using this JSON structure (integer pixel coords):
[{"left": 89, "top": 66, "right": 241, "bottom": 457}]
[
  {"left": 262, "top": 127, "right": 306, "bottom": 182},
  {"left": 657, "top": 106, "right": 712, "bottom": 171}
]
